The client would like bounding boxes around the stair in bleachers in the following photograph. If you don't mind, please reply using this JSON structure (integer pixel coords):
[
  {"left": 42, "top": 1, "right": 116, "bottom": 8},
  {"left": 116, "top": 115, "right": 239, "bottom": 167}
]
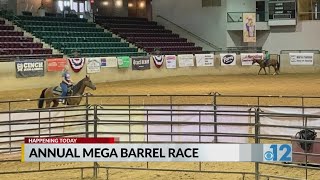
[
  {"left": 95, "top": 16, "right": 204, "bottom": 54},
  {"left": 11, "top": 15, "right": 147, "bottom": 57},
  {"left": 0, "top": 18, "right": 55, "bottom": 59}
]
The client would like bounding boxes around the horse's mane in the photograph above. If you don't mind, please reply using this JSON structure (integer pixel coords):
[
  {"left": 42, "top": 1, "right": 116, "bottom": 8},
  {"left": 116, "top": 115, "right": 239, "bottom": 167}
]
[{"left": 72, "top": 78, "right": 85, "bottom": 94}]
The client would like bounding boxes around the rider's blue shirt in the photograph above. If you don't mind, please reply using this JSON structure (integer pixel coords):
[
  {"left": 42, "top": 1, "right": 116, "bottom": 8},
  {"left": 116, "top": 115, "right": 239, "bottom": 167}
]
[{"left": 61, "top": 71, "right": 71, "bottom": 84}]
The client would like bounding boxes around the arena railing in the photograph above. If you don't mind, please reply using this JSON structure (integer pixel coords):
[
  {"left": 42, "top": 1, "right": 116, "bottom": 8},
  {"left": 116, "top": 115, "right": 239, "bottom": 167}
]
[
  {"left": 298, "top": 11, "right": 320, "bottom": 21},
  {"left": 227, "top": 11, "right": 269, "bottom": 23},
  {"left": 0, "top": 93, "right": 320, "bottom": 179},
  {"left": 0, "top": 54, "right": 64, "bottom": 62},
  {"left": 280, "top": 50, "right": 320, "bottom": 54}
]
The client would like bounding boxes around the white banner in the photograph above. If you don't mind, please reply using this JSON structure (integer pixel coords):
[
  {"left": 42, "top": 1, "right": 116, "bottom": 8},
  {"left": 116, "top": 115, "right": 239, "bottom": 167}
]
[
  {"left": 241, "top": 53, "right": 263, "bottom": 66},
  {"left": 165, "top": 55, "right": 177, "bottom": 69},
  {"left": 195, "top": 54, "right": 214, "bottom": 67},
  {"left": 178, "top": 54, "right": 194, "bottom": 67},
  {"left": 289, "top": 53, "right": 314, "bottom": 65},
  {"left": 259, "top": 107, "right": 320, "bottom": 136},
  {"left": 220, "top": 53, "right": 236, "bottom": 66},
  {"left": 86, "top": 58, "right": 101, "bottom": 74},
  {"left": 22, "top": 143, "right": 291, "bottom": 162},
  {"left": 100, "top": 57, "right": 118, "bottom": 68}
]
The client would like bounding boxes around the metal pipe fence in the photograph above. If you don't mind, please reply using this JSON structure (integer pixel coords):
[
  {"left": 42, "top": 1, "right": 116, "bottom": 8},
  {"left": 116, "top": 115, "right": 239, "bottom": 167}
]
[{"left": 0, "top": 93, "right": 320, "bottom": 179}]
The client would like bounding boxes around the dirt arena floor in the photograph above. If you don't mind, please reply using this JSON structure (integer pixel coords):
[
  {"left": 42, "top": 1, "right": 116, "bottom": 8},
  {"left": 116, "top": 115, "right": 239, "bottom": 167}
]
[{"left": 1, "top": 74, "right": 320, "bottom": 180}]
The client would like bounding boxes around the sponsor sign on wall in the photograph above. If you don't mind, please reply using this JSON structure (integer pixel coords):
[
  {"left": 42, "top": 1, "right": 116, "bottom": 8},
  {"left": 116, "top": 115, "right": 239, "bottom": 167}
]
[
  {"left": 152, "top": 55, "right": 164, "bottom": 68},
  {"left": 47, "top": 58, "right": 67, "bottom": 72},
  {"left": 289, "top": 53, "right": 314, "bottom": 65},
  {"left": 241, "top": 53, "right": 263, "bottom": 65},
  {"left": 16, "top": 59, "right": 44, "bottom": 78},
  {"left": 220, "top": 53, "right": 236, "bottom": 66},
  {"left": 117, "top": 56, "right": 130, "bottom": 68},
  {"left": 86, "top": 58, "right": 101, "bottom": 74},
  {"left": 178, "top": 54, "right": 194, "bottom": 67},
  {"left": 101, "top": 57, "right": 118, "bottom": 68},
  {"left": 195, "top": 54, "right": 214, "bottom": 67},
  {"left": 132, "top": 56, "right": 151, "bottom": 70},
  {"left": 165, "top": 55, "right": 177, "bottom": 69}
]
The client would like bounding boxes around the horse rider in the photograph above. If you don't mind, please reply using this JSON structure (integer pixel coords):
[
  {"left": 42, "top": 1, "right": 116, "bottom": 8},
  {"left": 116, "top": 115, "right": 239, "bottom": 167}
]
[
  {"left": 264, "top": 50, "right": 270, "bottom": 66},
  {"left": 60, "top": 65, "right": 73, "bottom": 104}
]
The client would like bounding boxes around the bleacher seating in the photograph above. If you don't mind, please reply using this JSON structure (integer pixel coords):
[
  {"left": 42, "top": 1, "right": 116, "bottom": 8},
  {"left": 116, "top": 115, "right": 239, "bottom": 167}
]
[
  {"left": 12, "top": 15, "right": 146, "bottom": 57},
  {"left": 95, "top": 16, "right": 203, "bottom": 54},
  {"left": 0, "top": 19, "right": 53, "bottom": 57}
]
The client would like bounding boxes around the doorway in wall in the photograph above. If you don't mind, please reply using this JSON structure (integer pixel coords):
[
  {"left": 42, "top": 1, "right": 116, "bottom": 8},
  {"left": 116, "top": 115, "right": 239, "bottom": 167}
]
[
  {"left": 128, "top": 0, "right": 152, "bottom": 20},
  {"left": 256, "top": 1, "right": 266, "bottom": 22}
]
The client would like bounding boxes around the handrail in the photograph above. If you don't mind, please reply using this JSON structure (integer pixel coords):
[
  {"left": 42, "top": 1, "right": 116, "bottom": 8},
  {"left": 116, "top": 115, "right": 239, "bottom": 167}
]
[
  {"left": 227, "top": 11, "right": 269, "bottom": 22},
  {"left": 280, "top": 49, "right": 320, "bottom": 54},
  {"left": 156, "top": 15, "right": 222, "bottom": 50},
  {"left": 227, "top": 13, "right": 235, "bottom": 23}
]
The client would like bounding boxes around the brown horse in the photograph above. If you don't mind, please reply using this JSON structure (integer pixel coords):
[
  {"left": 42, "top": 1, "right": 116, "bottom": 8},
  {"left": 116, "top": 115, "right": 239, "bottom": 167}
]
[
  {"left": 252, "top": 57, "right": 280, "bottom": 75},
  {"left": 38, "top": 75, "right": 96, "bottom": 108}
]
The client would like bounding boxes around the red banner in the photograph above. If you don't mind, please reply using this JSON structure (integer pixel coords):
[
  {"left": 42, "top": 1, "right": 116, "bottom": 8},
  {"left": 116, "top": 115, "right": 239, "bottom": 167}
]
[
  {"left": 24, "top": 137, "right": 118, "bottom": 144},
  {"left": 47, "top": 58, "right": 67, "bottom": 72}
]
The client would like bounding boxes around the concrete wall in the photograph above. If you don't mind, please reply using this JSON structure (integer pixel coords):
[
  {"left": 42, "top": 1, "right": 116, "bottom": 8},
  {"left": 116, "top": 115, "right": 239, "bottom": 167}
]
[
  {"left": 13, "top": 0, "right": 55, "bottom": 15},
  {"left": 7, "top": 0, "right": 17, "bottom": 14},
  {"left": 1, "top": 54, "right": 319, "bottom": 91},
  {"left": 153, "top": 0, "right": 320, "bottom": 54},
  {"left": 261, "top": 21, "right": 320, "bottom": 54},
  {"left": 152, "top": 0, "right": 227, "bottom": 49},
  {"left": 95, "top": 0, "right": 128, "bottom": 17},
  {"left": 227, "top": 21, "right": 320, "bottom": 54},
  {"left": 154, "top": 16, "right": 215, "bottom": 51}
]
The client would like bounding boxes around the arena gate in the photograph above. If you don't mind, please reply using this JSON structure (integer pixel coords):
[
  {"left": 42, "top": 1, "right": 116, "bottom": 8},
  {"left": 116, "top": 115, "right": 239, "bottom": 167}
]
[{"left": 0, "top": 93, "right": 320, "bottom": 180}]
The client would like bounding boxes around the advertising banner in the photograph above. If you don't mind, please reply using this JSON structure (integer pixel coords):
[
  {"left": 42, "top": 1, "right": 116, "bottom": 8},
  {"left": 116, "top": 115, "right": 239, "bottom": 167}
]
[
  {"left": 178, "top": 54, "right": 194, "bottom": 67},
  {"left": 220, "top": 54, "right": 236, "bottom": 66},
  {"left": 165, "top": 55, "right": 177, "bottom": 69},
  {"left": 289, "top": 53, "right": 314, "bottom": 65},
  {"left": 16, "top": 59, "right": 44, "bottom": 78},
  {"left": 241, "top": 53, "right": 263, "bottom": 65},
  {"left": 195, "top": 54, "right": 214, "bottom": 67},
  {"left": 132, "top": 56, "right": 151, "bottom": 70},
  {"left": 117, "top": 56, "right": 130, "bottom": 68},
  {"left": 86, "top": 58, "right": 101, "bottom": 74},
  {"left": 101, "top": 57, "right": 118, "bottom": 68},
  {"left": 47, "top": 58, "right": 67, "bottom": 72}
]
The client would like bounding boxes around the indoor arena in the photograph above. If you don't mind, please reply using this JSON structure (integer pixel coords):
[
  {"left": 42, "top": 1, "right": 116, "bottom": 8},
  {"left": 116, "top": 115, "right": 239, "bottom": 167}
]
[{"left": 1, "top": 0, "right": 320, "bottom": 180}]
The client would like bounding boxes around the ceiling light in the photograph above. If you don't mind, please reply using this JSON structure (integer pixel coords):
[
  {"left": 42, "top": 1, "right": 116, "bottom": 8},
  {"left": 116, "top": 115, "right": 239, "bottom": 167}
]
[
  {"left": 102, "top": 1, "right": 109, "bottom": 6},
  {"left": 115, "top": 0, "right": 123, "bottom": 7}
]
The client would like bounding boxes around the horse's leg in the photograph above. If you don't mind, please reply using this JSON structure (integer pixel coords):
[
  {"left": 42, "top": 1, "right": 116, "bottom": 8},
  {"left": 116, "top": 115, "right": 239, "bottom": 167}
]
[
  {"left": 52, "top": 100, "right": 59, "bottom": 107},
  {"left": 268, "top": 66, "right": 271, "bottom": 75},
  {"left": 276, "top": 64, "right": 280, "bottom": 75},
  {"left": 263, "top": 67, "right": 267, "bottom": 75},
  {"left": 45, "top": 100, "right": 51, "bottom": 108},
  {"left": 258, "top": 68, "right": 262, "bottom": 75},
  {"left": 273, "top": 65, "right": 277, "bottom": 75}
]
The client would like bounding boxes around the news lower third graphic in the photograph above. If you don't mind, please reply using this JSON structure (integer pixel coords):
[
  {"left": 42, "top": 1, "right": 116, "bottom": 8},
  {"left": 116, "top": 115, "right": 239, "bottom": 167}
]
[{"left": 21, "top": 138, "right": 292, "bottom": 163}]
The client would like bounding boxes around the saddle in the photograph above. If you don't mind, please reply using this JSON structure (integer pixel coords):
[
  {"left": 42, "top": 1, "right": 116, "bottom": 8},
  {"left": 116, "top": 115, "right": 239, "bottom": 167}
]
[
  {"left": 52, "top": 85, "right": 73, "bottom": 96},
  {"left": 295, "top": 129, "right": 317, "bottom": 152}
]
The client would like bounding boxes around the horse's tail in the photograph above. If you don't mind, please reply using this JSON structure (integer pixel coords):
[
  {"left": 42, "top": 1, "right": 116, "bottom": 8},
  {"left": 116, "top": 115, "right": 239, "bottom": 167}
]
[{"left": 38, "top": 88, "right": 47, "bottom": 108}]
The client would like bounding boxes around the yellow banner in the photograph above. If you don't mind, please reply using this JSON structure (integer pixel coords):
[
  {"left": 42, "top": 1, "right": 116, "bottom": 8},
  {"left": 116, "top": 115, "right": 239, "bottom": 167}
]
[{"left": 243, "top": 13, "right": 256, "bottom": 42}]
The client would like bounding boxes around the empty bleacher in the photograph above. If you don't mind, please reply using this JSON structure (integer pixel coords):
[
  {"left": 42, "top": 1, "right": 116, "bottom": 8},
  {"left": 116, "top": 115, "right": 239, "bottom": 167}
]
[
  {"left": 12, "top": 15, "right": 146, "bottom": 57},
  {"left": 95, "top": 16, "right": 203, "bottom": 54},
  {"left": 0, "top": 19, "right": 54, "bottom": 58}
]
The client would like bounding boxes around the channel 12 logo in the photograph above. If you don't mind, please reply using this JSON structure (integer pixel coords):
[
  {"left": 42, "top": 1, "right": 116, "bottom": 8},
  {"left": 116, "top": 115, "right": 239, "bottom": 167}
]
[{"left": 263, "top": 144, "right": 292, "bottom": 162}]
